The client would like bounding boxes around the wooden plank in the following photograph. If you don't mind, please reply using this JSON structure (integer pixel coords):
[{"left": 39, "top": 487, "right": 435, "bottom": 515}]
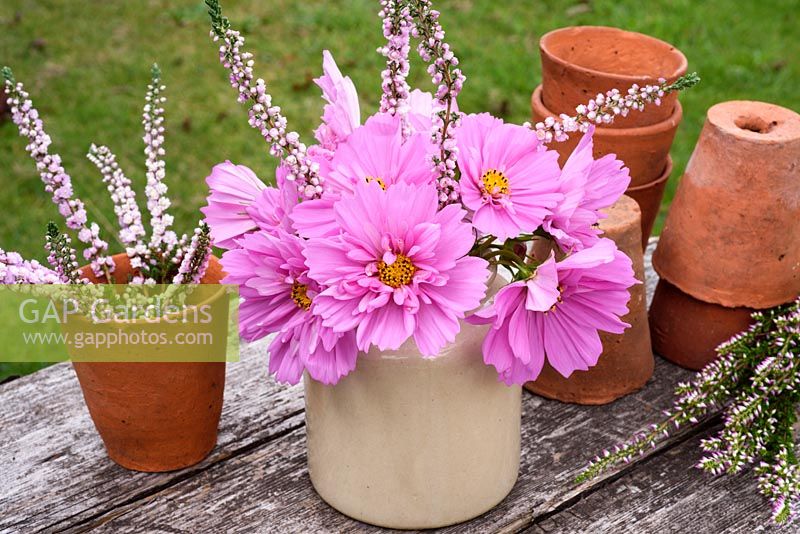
[
  {"left": 5, "top": 238, "right": 730, "bottom": 533},
  {"left": 0, "top": 340, "right": 303, "bottom": 533},
  {"left": 69, "top": 363, "right": 701, "bottom": 532},
  {"left": 526, "top": 429, "right": 781, "bottom": 533}
]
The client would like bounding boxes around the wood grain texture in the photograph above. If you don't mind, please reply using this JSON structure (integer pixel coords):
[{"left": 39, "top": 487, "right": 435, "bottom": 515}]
[
  {"left": 1, "top": 239, "right": 770, "bottom": 532},
  {"left": 526, "top": 429, "right": 782, "bottom": 534},
  {"left": 72, "top": 358, "right": 697, "bottom": 534},
  {"left": 0, "top": 342, "right": 304, "bottom": 533}
]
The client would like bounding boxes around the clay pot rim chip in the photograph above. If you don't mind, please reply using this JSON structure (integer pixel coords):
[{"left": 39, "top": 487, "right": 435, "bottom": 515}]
[
  {"left": 531, "top": 85, "right": 683, "bottom": 135},
  {"left": 708, "top": 100, "right": 800, "bottom": 144},
  {"left": 627, "top": 156, "right": 673, "bottom": 191},
  {"left": 539, "top": 26, "right": 688, "bottom": 83}
]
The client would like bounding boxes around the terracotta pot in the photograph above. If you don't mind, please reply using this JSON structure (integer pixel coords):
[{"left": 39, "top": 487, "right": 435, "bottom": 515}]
[
  {"left": 305, "top": 292, "right": 521, "bottom": 529},
  {"left": 526, "top": 195, "right": 654, "bottom": 404},
  {"left": 72, "top": 253, "right": 226, "bottom": 472},
  {"left": 539, "top": 26, "right": 687, "bottom": 129},
  {"left": 649, "top": 279, "right": 755, "bottom": 370},
  {"left": 531, "top": 85, "right": 681, "bottom": 186},
  {"left": 626, "top": 156, "right": 673, "bottom": 249},
  {"left": 653, "top": 100, "right": 800, "bottom": 309}
]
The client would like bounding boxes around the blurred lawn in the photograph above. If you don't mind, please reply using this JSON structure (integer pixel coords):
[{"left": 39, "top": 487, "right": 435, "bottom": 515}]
[{"left": 1, "top": 0, "right": 798, "bottom": 380}]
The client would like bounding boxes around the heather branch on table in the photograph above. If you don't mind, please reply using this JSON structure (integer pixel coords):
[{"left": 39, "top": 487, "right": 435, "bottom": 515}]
[{"left": 578, "top": 299, "right": 800, "bottom": 525}]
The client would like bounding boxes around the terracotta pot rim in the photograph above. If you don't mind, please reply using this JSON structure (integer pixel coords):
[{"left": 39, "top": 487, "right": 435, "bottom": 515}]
[
  {"left": 531, "top": 85, "right": 683, "bottom": 136},
  {"left": 707, "top": 100, "right": 800, "bottom": 145},
  {"left": 539, "top": 26, "right": 688, "bottom": 83},
  {"left": 77, "top": 252, "right": 226, "bottom": 326},
  {"left": 627, "top": 156, "right": 673, "bottom": 191}
]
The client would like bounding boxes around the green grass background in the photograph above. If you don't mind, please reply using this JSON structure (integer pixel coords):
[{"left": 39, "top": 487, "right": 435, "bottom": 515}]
[{"left": 1, "top": 0, "right": 798, "bottom": 380}]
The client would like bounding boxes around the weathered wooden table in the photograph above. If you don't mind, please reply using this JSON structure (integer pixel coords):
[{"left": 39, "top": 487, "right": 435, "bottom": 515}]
[{"left": 0, "top": 242, "right": 778, "bottom": 533}]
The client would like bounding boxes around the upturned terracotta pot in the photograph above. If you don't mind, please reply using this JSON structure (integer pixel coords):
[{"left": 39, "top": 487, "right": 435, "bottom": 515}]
[
  {"left": 526, "top": 195, "right": 654, "bottom": 404},
  {"left": 626, "top": 156, "right": 673, "bottom": 249},
  {"left": 539, "top": 26, "right": 687, "bottom": 129},
  {"left": 305, "top": 278, "right": 521, "bottom": 529},
  {"left": 72, "top": 253, "right": 227, "bottom": 472},
  {"left": 649, "top": 279, "right": 755, "bottom": 370},
  {"left": 653, "top": 100, "right": 800, "bottom": 309},
  {"left": 531, "top": 85, "right": 680, "bottom": 187}
]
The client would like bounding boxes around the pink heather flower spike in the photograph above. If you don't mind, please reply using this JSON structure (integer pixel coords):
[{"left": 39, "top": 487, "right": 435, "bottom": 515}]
[
  {"left": 468, "top": 238, "right": 637, "bottom": 385},
  {"left": 292, "top": 112, "right": 436, "bottom": 239},
  {"left": 304, "top": 180, "right": 490, "bottom": 356},
  {"left": 0, "top": 248, "right": 60, "bottom": 284},
  {"left": 172, "top": 223, "right": 213, "bottom": 284},
  {"left": 202, "top": 161, "right": 297, "bottom": 249},
  {"left": 143, "top": 64, "right": 178, "bottom": 254},
  {"left": 407, "top": 0, "right": 465, "bottom": 206},
  {"left": 207, "top": 2, "right": 322, "bottom": 200},
  {"left": 220, "top": 229, "right": 357, "bottom": 385},
  {"left": 86, "top": 144, "right": 147, "bottom": 268},
  {"left": 378, "top": 0, "right": 413, "bottom": 121},
  {"left": 543, "top": 126, "right": 631, "bottom": 252},
  {"left": 528, "top": 72, "right": 700, "bottom": 144},
  {"left": 314, "top": 50, "right": 361, "bottom": 152},
  {"left": 3, "top": 70, "right": 112, "bottom": 278},
  {"left": 456, "top": 113, "right": 564, "bottom": 240}
]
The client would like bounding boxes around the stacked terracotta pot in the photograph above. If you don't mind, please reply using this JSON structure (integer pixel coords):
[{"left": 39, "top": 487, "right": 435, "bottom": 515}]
[
  {"left": 531, "top": 26, "right": 687, "bottom": 248},
  {"left": 526, "top": 195, "right": 654, "bottom": 404},
  {"left": 650, "top": 101, "right": 800, "bottom": 370}
]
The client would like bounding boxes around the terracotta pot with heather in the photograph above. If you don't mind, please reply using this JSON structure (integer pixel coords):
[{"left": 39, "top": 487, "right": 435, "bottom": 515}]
[
  {"left": 539, "top": 26, "right": 687, "bottom": 129},
  {"left": 526, "top": 195, "right": 654, "bottom": 404},
  {"left": 1, "top": 65, "right": 227, "bottom": 471},
  {"left": 651, "top": 100, "right": 800, "bottom": 369},
  {"left": 71, "top": 254, "right": 227, "bottom": 473}
]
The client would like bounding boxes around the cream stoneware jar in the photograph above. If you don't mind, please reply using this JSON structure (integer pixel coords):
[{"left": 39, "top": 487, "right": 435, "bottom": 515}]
[{"left": 304, "top": 299, "right": 522, "bottom": 529}]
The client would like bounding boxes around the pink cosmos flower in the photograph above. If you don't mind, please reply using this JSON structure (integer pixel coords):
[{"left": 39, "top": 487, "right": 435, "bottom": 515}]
[
  {"left": 292, "top": 112, "right": 436, "bottom": 238},
  {"left": 456, "top": 113, "right": 563, "bottom": 240},
  {"left": 314, "top": 50, "right": 361, "bottom": 152},
  {"left": 468, "top": 238, "right": 637, "bottom": 385},
  {"left": 543, "top": 126, "right": 631, "bottom": 252},
  {"left": 202, "top": 162, "right": 296, "bottom": 249},
  {"left": 304, "top": 180, "right": 490, "bottom": 356},
  {"left": 221, "top": 229, "right": 357, "bottom": 385}
]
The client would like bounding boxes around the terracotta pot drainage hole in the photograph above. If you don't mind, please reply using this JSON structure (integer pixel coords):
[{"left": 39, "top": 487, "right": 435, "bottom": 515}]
[{"left": 734, "top": 115, "right": 778, "bottom": 134}]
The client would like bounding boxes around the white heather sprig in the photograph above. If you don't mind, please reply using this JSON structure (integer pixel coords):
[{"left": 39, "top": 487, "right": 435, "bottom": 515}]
[
  {"left": 528, "top": 73, "right": 701, "bottom": 144},
  {"left": 206, "top": 0, "right": 322, "bottom": 200},
  {"left": 378, "top": 0, "right": 413, "bottom": 120},
  {"left": 0, "top": 248, "right": 60, "bottom": 284},
  {"left": 45, "top": 222, "right": 87, "bottom": 284},
  {"left": 578, "top": 300, "right": 800, "bottom": 526},
  {"left": 86, "top": 145, "right": 147, "bottom": 268},
  {"left": 2, "top": 67, "right": 112, "bottom": 278},
  {"left": 143, "top": 64, "right": 178, "bottom": 253},
  {"left": 407, "top": 0, "right": 465, "bottom": 206},
  {"left": 173, "top": 223, "right": 213, "bottom": 284}
]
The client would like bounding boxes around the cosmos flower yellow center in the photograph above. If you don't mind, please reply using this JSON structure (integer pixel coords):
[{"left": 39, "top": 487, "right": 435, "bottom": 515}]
[
  {"left": 365, "top": 176, "right": 387, "bottom": 190},
  {"left": 377, "top": 254, "right": 416, "bottom": 288},
  {"left": 291, "top": 281, "right": 312, "bottom": 311},
  {"left": 481, "top": 169, "right": 510, "bottom": 195}
]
